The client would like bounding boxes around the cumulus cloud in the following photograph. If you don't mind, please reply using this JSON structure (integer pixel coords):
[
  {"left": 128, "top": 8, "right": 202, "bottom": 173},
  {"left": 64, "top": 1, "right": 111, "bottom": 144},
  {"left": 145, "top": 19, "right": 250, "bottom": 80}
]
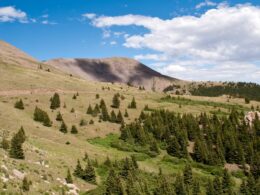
[
  {"left": 83, "top": 4, "right": 260, "bottom": 82},
  {"left": 0, "top": 6, "right": 27, "bottom": 23}
]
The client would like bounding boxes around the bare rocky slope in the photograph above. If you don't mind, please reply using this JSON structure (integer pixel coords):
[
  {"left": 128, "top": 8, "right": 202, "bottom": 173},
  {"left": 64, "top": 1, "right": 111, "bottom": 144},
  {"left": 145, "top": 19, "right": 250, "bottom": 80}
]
[{"left": 46, "top": 58, "right": 179, "bottom": 91}]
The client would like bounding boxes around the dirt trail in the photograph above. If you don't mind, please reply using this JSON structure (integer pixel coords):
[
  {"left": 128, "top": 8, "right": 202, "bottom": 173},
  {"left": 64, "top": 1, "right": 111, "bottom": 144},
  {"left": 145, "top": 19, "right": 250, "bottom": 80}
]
[{"left": 0, "top": 89, "right": 84, "bottom": 96}]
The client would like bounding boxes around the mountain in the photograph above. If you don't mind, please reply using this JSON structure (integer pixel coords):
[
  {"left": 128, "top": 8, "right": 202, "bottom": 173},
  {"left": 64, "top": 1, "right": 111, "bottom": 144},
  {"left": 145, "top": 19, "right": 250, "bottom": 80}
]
[
  {"left": 46, "top": 57, "right": 179, "bottom": 91},
  {"left": 0, "top": 40, "right": 39, "bottom": 68}
]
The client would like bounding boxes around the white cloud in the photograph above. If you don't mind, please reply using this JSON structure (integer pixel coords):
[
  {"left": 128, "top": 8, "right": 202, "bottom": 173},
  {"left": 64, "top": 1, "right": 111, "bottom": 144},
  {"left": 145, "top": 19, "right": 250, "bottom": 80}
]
[
  {"left": 110, "top": 41, "right": 117, "bottom": 45},
  {"left": 134, "top": 54, "right": 168, "bottom": 61},
  {"left": 196, "top": 0, "right": 217, "bottom": 9},
  {"left": 82, "top": 13, "right": 96, "bottom": 19},
  {"left": 42, "top": 20, "right": 57, "bottom": 25},
  {"left": 42, "top": 14, "right": 49, "bottom": 18},
  {"left": 84, "top": 4, "right": 260, "bottom": 82},
  {"left": 0, "top": 6, "right": 27, "bottom": 23}
]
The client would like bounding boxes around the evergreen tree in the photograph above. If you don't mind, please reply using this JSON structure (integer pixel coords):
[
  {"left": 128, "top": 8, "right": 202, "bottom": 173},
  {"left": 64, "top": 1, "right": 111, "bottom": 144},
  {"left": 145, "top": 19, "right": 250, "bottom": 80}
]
[
  {"left": 82, "top": 160, "right": 96, "bottom": 184},
  {"left": 166, "top": 136, "right": 181, "bottom": 158},
  {"left": 92, "top": 104, "right": 100, "bottom": 116},
  {"left": 206, "top": 179, "right": 215, "bottom": 195},
  {"left": 222, "top": 169, "right": 232, "bottom": 194},
  {"left": 74, "top": 160, "right": 83, "bottom": 178},
  {"left": 183, "top": 164, "right": 193, "bottom": 186},
  {"left": 175, "top": 175, "right": 187, "bottom": 195},
  {"left": 17, "top": 126, "right": 26, "bottom": 143},
  {"left": 56, "top": 112, "right": 63, "bottom": 121},
  {"left": 240, "top": 179, "right": 249, "bottom": 194},
  {"left": 72, "top": 94, "right": 77, "bottom": 99},
  {"left": 87, "top": 105, "right": 93, "bottom": 115},
  {"left": 71, "top": 125, "right": 78, "bottom": 134},
  {"left": 65, "top": 169, "right": 73, "bottom": 184},
  {"left": 9, "top": 130, "right": 25, "bottom": 159},
  {"left": 79, "top": 119, "right": 87, "bottom": 126},
  {"left": 192, "top": 180, "right": 200, "bottom": 195},
  {"left": 60, "top": 121, "right": 68, "bottom": 133},
  {"left": 128, "top": 97, "right": 137, "bottom": 109},
  {"left": 43, "top": 112, "right": 52, "bottom": 127},
  {"left": 14, "top": 99, "right": 24, "bottom": 110},
  {"left": 100, "top": 100, "right": 110, "bottom": 121},
  {"left": 50, "top": 93, "right": 60, "bottom": 109},
  {"left": 105, "top": 169, "right": 124, "bottom": 195},
  {"left": 124, "top": 109, "right": 129, "bottom": 117},
  {"left": 110, "top": 110, "right": 117, "bottom": 123},
  {"left": 111, "top": 93, "right": 120, "bottom": 108},
  {"left": 33, "top": 107, "right": 52, "bottom": 127},
  {"left": 213, "top": 176, "right": 222, "bottom": 194},
  {"left": 116, "top": 110, "right": 124, "bottom": 124}
]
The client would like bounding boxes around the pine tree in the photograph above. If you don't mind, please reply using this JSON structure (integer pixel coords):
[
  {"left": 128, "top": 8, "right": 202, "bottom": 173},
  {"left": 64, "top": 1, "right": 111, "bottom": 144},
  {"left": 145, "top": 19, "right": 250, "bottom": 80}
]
[
  {"left": 65, "top": 169, "right": 73, "bottom": 184},
  {"left": 105, "top": 169, "right": 124, "bottom": 195},
  {"left": 72, "top": 94, "right": 77, "bottom": 99},
  {"left": 124, "top": 109, "right": 129, "bottom": 117},
  {"left": 101, "top": 100, "right": 110, "bottom": 121},
  {"left": 213, "top": 176, "right": 222, "bottom": 194},
  {"left": 17, "top": 126, "right": 26, "bottom": 143},
  {"left": 21, "top": 177, "right": 30, "bottom": 191},
  {"left": 43, "top": 112, "right": 52, "bottom": 127},
  {"left": 82, "top": 160, "right": 96, "bottom": 184},
  {"left": 71, "top": 125, "right": 78, "bottom": 134},
  {"left": 240, "top": 179, "right": 249, "bottom": 194},
  {"left": 50, "top": 93, "right": 60, "bottom": 109},
  {"left": 183, "top": 164, "right": 193, "bottom": 186},
  {"left": 206, "top": 179, "right": 215, "bottom": 195},
  {"left": 87, "top": 105, "right": 93, "bottom": 115},
  {"left": 14, "top": 99, "right": 24, "bottom": 110},
  {"left": 222, "top": 169, "right": 232, "bottom": 194},
  {"left": 166, "top": 136, "right": 181, "bottom": 158},
  {"left": 112, "top": 93, "right": 120, "bottom": 108},
  {"left": 60, "top": 121, "right": 68, "bottom": 133},
  {"left": 175, "top": 175, "right": 187, "bottom": 195},
  {"left": 192, "top": 180, "right": 200, "bottom": 195},
  {"left": 74, "top": 160, "right": 83, "bottom": 178},
  {"left": 79, "top": 119, "right": 87, "bottom": 126},
  {"left": 116, "top": 110, "right": 124, "bottom": 124},
  {"left": 92, "top": 104, "right": 100, "bottom": 116},
  {"left": 9, "top": 130, "right": 25, "bottom": 159},
  {"left": 56, "top": 112, "right": 63, "bottom": 121},
  {"left": 110, "top": 110, "right": 117, "bottom": 123},
  {"left": 128, "top": 97, "right": 137, "bottom": 109},
  {"left": 33, "top": 107, "right": 52, "bottom": 127}
]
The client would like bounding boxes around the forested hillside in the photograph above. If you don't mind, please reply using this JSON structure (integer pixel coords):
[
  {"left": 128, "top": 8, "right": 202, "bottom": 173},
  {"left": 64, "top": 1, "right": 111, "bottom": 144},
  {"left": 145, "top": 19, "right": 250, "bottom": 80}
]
[{"left": 190, "top": 82, "right": 260, "bottom": 101}]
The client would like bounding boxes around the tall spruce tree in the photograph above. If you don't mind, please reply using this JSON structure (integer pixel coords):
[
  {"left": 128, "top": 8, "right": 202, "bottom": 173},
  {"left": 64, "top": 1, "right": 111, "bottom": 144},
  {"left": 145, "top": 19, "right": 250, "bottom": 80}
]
[
  {"left": 82, "top": 160, "right": 96, "bottom": 184},
  {"left": 183, "top": 164, "right": 193, "bottom": 186},
  {"left": 65, "top": 169, "right": 73, "bottom": 184},
  {"left": 50, "top": 93, "right": 60, "bottom": 109},
  {"left": 60, "top": 121, "right": 68, "bottom": 133},
  {"left": 111, "top": 93, "right": 120, "bottom": 108},
  {"left": 74, "top": 160, "right": 83, "bottom": 178},
  {"left": 9, "top": 129, "right": 25, "bottom": 159},
  {"left": 71, "top": 125, "right": 78, "bottom": 134}
]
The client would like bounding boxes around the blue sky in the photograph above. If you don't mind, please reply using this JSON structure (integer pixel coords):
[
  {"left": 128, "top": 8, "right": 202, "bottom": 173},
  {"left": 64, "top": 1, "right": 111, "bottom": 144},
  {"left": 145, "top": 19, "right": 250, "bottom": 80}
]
[{"left": 1, "top": 0, "right": 260, "bottom": 82}]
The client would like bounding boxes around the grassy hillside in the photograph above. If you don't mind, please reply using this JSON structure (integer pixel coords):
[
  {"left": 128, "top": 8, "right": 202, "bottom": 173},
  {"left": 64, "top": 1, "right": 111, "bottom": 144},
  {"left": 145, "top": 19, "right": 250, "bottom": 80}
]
[{"left": 0, "top": 61, "right": 259, "bottom": 194}]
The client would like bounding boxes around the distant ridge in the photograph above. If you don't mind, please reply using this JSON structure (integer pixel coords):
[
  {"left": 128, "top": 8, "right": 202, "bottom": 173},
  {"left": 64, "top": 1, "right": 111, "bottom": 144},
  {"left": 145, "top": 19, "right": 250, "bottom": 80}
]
[{"left": 46, "top": 57, "right": 178, "bottom": 91}]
